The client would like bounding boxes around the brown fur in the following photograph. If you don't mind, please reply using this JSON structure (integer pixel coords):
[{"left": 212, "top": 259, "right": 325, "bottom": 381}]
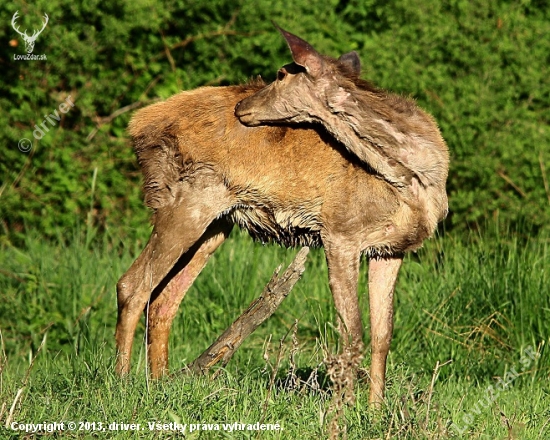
[
  {"left": 116, "top": 83, "right": 423, "bottom": 405},
  {"left": 128, "top": 83, "right": 426, "bottom": 254},
  {"left": 235, "top": 28, "right": 449, "bottom": 236}
]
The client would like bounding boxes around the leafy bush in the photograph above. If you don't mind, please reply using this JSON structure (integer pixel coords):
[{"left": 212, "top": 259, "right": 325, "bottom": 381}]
[{"left": 1, "top": 0, "right": 548, "bottom": 242}]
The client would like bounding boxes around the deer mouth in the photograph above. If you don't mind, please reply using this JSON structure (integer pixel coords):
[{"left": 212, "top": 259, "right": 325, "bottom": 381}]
[{"left": 234, "top": 101, "right": 263, "bottom": 126}]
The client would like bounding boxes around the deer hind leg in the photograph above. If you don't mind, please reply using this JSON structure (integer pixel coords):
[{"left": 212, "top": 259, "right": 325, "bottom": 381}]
[
  {"left": 146, "top": 219, "right": 232, "bottom": 378},
  {"left": 367, "top": 255, "right": 403, "bottom": 406},
  {"left": 115, "top": 176, "right": 233, "bottom": 376}
]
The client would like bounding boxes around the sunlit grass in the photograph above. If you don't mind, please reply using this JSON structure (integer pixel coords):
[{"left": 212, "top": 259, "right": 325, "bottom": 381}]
[{"left": 1, "top": 226, "right": 548, "bottom": 438}]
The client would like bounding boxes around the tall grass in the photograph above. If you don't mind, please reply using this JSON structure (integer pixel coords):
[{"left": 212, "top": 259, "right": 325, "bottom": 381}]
[{"left": 0, "top": 225, "right": 548, "bottom": 438}]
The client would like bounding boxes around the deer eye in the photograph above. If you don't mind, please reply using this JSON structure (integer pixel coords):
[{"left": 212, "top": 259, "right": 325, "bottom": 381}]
[{"left": 277, "top": 69, "right": 287, "bottom": 81}]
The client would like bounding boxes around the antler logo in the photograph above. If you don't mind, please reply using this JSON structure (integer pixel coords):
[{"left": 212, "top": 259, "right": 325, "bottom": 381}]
[{"left": 11, "top": 11, "right": 49, "bottom": 54}]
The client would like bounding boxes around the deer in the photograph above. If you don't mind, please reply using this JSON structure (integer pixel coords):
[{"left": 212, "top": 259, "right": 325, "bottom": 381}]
[
  {"left": 235, "top": 26, "right": 449, "bottom": 237},
  {"left": 11, "top": 11, "right": 49, "bottom": 54},
  {"left": 116, "top": 76, "right": 445, "bottom": 406},
  {"left": 233, "top": 27, "right": 449, "bottom": 404}
]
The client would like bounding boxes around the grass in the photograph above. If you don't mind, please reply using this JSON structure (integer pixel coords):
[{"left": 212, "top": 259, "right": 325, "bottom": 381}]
[{"left": 0, "top": 224, "right": 549, "bottom": 439}]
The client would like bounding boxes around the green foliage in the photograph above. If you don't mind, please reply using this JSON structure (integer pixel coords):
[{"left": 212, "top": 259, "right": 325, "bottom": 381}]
[{"left": 0, "top": 0, "right": 549, "bottom": 240}]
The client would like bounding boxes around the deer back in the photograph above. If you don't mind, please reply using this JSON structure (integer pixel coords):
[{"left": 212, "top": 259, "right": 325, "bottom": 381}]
[{"left": 128, "top": 84, "right": 427, "bottom": 254}]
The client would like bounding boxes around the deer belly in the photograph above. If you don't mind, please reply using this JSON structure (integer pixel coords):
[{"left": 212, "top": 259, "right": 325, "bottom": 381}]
[{"left": 229, "top": 205, "right": 322, "bottom": 248}]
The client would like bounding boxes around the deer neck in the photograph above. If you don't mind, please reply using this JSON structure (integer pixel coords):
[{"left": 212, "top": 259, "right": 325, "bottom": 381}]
[
  {"left": 311, "top": 83, "right": 450, "bottom": 226},
  {"left": 311, "top": 93, "right": 416, "bottom": 190},
  {"left": 329, "top": 85, "right": 447, "bottom": 182}
]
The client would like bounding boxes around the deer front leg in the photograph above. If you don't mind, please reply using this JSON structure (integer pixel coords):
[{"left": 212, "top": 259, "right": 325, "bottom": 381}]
[
  {"left": 367, "top": 255, "right": 403, "bottom": 406},
  {"left": 146, "top": 220, "right": 232, "bottom": 377},
  {"left": 324, "top": 242, "right": 363, "bottom": 351}
]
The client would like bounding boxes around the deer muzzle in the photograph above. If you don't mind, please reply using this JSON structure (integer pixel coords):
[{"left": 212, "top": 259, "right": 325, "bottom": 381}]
[{"left": 234, "top": 99, "right": 261, "bottom": 126}]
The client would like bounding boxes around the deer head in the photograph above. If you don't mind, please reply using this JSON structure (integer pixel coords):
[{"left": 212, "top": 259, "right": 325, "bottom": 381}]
[
  {"left": 12, "top": 11, "right": 49, "bottom": 54},
  {"left": 235, "top": 25, "right": 361, "bottom": 127}
]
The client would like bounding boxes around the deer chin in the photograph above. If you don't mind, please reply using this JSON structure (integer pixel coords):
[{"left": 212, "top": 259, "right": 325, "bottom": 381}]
[
  {"left": 235, "top": 103, "right": 302, "bottom": 127},
  {"left": 235, "top": 97, "right": 289, "bottom": 127},
  {"left": 237, "top": 113, "right": 300, "bottom": 127},
  {"left": 235, "top": 106, "right": 275, "bottom": 127},
  {"left": 234, "top": 111, "right": 262, "bottom": 127}
]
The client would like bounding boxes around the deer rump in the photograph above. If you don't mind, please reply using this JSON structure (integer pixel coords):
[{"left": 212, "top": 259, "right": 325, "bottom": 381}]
[{"left": 130, "top": 83, "right": 430, "bottom": 256}]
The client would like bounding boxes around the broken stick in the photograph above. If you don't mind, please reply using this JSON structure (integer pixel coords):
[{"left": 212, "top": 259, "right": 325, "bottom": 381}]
[{"left": 186, "top": 246, "right": 309, "bottom": 375}]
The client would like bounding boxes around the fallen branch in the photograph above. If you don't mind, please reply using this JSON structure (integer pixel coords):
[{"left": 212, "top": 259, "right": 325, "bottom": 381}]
[{"left": 186, "top": 247, "right": 309, "bottom": 375}]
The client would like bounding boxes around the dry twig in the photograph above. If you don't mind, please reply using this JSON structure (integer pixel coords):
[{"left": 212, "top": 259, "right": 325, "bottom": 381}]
[
  {"left": 325, "top": 342, "right": 364, "bottom": 440},
  {"left": 86, "top": 100, "right": 161, "bottom": 141},
  {"left": 186, "top": 247, "right": 309, "bottom": 375}
]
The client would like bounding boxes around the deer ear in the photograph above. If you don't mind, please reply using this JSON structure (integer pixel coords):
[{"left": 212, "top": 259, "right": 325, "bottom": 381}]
[
  {"left": 338, "top": 51, "right": 361, "bottom": 76},
  {"left": 275, "top": 25, "right": 324, "bottom": 77}
]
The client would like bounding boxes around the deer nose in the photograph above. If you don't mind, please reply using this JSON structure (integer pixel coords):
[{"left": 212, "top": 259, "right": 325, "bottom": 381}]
[{"left": 234, "top": 100, "right": 248, "bottom": 117}]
